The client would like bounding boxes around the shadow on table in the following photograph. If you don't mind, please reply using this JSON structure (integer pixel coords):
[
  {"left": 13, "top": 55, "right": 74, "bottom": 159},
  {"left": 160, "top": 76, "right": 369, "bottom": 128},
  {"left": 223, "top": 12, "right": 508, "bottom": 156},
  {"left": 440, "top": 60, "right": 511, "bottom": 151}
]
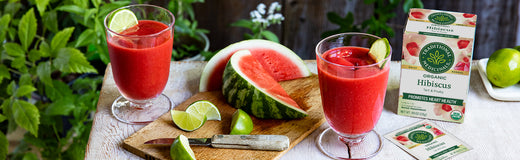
[{"left": 384, "top": 88, "right": 400, "bottom": 114}]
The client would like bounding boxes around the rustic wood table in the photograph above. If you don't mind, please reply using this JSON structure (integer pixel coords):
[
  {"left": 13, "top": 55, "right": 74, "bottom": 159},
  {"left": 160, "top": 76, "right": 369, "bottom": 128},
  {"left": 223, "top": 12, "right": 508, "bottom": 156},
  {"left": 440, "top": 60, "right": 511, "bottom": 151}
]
[{"left": 85, "top": 60, "right": 520, "bottom": 159}]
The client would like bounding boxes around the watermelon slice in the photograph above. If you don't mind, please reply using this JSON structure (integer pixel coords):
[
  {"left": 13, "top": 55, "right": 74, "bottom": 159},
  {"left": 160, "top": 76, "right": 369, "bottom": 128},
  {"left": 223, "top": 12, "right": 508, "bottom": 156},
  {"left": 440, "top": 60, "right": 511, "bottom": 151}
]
[
  {"left": 222, "top": 50, "right": 308, "bottom": 119},
  {"left": 199, "top": 39, "right": 311, "bottom": 92}
]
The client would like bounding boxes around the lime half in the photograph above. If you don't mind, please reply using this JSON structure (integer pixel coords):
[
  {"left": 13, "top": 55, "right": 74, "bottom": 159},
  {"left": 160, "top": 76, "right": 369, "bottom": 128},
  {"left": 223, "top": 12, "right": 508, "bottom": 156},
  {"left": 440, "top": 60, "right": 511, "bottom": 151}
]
[
  {"left": 230, "top": 109, "right": 254, "bottom": 135},
  {"left": 368, "top": 38, "right": 391, "bottom": 68},
  {"left": 108, "top": 9, "right": 138, "bottom": 33},
  {"left": 185, "top": 100, "right": 221, "bottom": 121},
  {"left": 171, "top": 110, "right": 206, "bottom": 132},
  {"left": 170, "top": 134, "right": 196, "bottom": 160}
]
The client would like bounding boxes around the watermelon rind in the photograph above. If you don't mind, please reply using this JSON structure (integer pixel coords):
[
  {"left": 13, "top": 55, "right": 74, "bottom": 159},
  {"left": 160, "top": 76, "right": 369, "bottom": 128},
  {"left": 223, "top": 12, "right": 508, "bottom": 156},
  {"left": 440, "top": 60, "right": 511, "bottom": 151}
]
[
  {"left": 222, "top": 50, "right": 308, "bottom": 119},
  {"left": 200, "top": 39, "right": 311, "bottom": 92}
]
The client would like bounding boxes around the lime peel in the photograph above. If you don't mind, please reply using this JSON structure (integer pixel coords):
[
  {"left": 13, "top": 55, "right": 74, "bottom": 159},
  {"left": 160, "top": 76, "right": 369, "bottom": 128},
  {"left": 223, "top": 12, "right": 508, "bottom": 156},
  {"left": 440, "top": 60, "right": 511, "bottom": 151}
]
[
  {"left": 171, "top": 110, "right": 206, "bottom": 132},
  {"left": 185, "top": 100, "right": 221, "bottom": 121},
  {"left": 230, "top": 109, "right": 254, "bottom": 135},
  {"left": 368, "top": 38, "right": 391, "bottom": 68},
  {"left": 170, "top": 134, "right": 196, "bottom": 160},
  {"left": 108, "top": 8, "right": 138, "bottom": 33}
]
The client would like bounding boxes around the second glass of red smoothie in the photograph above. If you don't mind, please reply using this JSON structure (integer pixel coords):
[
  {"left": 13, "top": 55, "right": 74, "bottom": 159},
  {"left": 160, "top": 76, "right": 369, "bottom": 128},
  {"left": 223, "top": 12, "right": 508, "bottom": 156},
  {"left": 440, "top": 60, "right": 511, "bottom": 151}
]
[
  {"left": 104, "top": 4, "right": 174, "bottom": 124},
  {"left": 315, "top": 33, "right": 391, "bottom": 159}
]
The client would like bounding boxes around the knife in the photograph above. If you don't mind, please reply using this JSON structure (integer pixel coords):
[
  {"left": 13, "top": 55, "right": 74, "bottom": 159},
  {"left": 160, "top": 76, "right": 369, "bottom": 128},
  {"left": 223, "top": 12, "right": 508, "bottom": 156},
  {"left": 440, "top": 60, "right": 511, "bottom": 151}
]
[{"left": 144, "top": 134, "right": 290, "bottom": 151}]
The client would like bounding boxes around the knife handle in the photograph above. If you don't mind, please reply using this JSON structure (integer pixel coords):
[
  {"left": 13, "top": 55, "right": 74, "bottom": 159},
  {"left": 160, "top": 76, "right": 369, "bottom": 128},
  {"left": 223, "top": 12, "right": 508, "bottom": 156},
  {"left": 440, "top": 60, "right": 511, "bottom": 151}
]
[{"left": 211, "top": 135, "right": 290, "bottom": 151}]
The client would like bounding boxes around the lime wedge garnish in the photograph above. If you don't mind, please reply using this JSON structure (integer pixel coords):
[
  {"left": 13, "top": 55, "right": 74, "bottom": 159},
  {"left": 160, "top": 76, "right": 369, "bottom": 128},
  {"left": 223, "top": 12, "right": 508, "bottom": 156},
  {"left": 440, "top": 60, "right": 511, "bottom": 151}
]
[
  {"left": 185, "top": 100, "right": 221, "bottom": 121},
  {"left": 230, "top": 109, "right": 254, "bottom": 135},
  {"left": 170, "top": 134, "right": 196, "bottom": 160},
  {"left": 108, "top": 9, "right": 138, "bottom": 33},
  {"left": 171, "top": 110, "right": 206, "bottom": 132},
  {"left": 368, "top": 38, "right": 391, "bottom": 68}
]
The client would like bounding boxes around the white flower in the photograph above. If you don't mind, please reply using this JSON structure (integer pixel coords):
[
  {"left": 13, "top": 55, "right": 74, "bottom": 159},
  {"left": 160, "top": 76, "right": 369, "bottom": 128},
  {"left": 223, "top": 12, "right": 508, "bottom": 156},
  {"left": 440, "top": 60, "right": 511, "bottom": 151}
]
[
  {"left": 257, "top": 3, "right": 266, "bottom": 15},
  {"left": 251, "top": 10, "right": 262, "bottom": 20},
  {"left": 249, "top": 2, "right": 284, "bottom": 27},
  {"left": 268, "top": 2, "right": 281, "bottom": 15}
]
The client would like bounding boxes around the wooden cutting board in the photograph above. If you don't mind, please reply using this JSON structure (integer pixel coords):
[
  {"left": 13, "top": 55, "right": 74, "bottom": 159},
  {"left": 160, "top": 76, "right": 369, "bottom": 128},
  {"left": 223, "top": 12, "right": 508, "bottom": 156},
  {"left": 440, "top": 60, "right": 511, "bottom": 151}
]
[{"left": 123, "top": 75, "right": 324, "bottom": 160}]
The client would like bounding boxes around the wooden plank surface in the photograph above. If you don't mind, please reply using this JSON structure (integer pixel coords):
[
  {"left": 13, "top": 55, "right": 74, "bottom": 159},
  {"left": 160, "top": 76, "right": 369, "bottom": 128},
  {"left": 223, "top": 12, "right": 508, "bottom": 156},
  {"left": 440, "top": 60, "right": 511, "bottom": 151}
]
[{"left": 123, "top": 75, "right": 324, "bottom": 160}]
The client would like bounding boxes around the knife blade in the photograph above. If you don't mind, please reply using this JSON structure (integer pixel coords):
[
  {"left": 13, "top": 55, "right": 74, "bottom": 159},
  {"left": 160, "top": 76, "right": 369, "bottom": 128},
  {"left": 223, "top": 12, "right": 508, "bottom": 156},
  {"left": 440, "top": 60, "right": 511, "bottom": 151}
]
[{"left": 144, "top": 135, "right": 290, "bottom": 151}]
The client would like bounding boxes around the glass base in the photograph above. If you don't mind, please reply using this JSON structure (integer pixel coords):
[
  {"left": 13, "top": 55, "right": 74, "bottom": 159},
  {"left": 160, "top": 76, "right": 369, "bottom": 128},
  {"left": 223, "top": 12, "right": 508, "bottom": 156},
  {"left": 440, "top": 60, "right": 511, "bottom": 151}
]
[
  {"left": 317, "top": 128, "right": 383, "bottom": 159},
  {"left": 111, "top": 93, "right": 173, "bottom": 124}
]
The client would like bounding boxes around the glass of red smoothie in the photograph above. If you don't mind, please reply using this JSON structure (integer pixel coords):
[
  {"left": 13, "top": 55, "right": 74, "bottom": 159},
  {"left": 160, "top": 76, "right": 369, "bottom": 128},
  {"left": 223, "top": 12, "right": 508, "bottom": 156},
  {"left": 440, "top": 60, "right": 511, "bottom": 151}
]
[
  {"left": 315, "top": 33, "right": 391, "bottom": 159},
  {"left": 104, "top": 4, "right": 174, "bottom": 124}
]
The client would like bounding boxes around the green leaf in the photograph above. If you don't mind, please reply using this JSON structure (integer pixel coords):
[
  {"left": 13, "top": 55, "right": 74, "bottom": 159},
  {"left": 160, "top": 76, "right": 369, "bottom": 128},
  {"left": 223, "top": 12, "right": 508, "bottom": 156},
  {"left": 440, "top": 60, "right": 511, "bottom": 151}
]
[
  {"left": 326, "top": 12, "right": 345, "bottom": 25},
  {"left": 260, "top": 31, "right": 279, "bottom": 43},
  {"left": 15, "top": 85, "right": 36, "bottom": 98},
  {"left": 45, "top": 97, "right": 75, "bottom": 116},
  {"left": 45, "top": 80, "right": 73, "bottom": 101},
  {"left": 0, "top": 114, "right": 6, "bottom": 123},
  {"left": 53, "top": 48, "right": 98, "bottom": 74},
  {"left": 3, "top": 2, "right": 21, "bottom": 19},
  {"left": 0, "top": 15, "right": 11, "bottom": 43},
  {"left": 18, "top": 8, "right": 37, "bottom": 51},
  {"left": 413, "top": 0, "right": 424, "bottom": 9},
  {"left": 56, "top": 5, "right": 86, "bottom": 15},
  {"left": 39, "top": 41, "right": 51, "bottom": 57},
  {"left": 22, "top": 153, "right": 38, "bottom": 160},
  {"left": 4, "top": 42, "right": 24, "bottom": 57},
  {"left": 51, "top": 27, "right": 75, "bottom": 53},
  {"left": 43, "top": 10, "right": 58, "bottom": 33},
  {"left": 6, "top": 81, "right": 15, "bottom": 96},
  {"left": 403, "top": 0, "right": 413, "bottom": 13},
  {"left": 36, "top": 62, "right": 53, "bottom": 87},
  {"left": 11, "top": 56, "right": 26, "bottom": 70},
  {"left": 0, "top": 65, "right": 10, "bottom": 82},
  {"left": 91, "top": 0, "right": 102, "bottom": 8},
  {"left": 12, "top": 99, "right": 40, "bottom": 137},
  {"left": 19, "top": 73, "right": 32, "bottom": 86},
  {"left": 74, "top": 29, "right": 96, "bottom": 47},
  {"left": 98, "top": 1, "right": 132, "bottom": 18},
  {"left": 28, "top": 49, "right": 42, "bottom": 62},
  {"left": 35, "top": 0, "right": 50, "bottom": 16},
  {"left": 231, "top": 19, "right": 253, "bottom": 29},
  {"left": 0, "top": 131, "right": 7, "bottom": 160}
]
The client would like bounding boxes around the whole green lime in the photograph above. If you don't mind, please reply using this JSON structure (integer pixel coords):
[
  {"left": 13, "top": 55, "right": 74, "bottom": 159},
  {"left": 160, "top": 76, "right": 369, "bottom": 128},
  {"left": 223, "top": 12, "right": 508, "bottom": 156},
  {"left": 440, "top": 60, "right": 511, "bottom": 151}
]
[
  {"left": 487, "top": 48, "right": 520, "bottom": 87},
  {"left": 230, "top": 109, "right": 254, "bottom": 135}
]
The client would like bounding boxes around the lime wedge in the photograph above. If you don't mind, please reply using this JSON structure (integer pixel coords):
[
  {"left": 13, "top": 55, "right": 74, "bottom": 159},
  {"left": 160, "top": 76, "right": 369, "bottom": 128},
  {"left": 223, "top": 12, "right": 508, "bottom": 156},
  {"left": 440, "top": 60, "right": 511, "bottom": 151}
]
[
  {"left": 171, "top": 110, "right": 206, "bottom": 132},
  {"left": 108, "top": 9, "right": 138, "bottom": 33},
  {"left": 185, "top": 100, "right": 221, "bottom": 121},
  {"left": 170, "top": 134, "right": 196, "bottom": 160},
  {"left": 368, "top": 38, "right": 391, "bottom": 68},
  {"left": 230, "top": 109, "right": 254, "bottom": 135}
]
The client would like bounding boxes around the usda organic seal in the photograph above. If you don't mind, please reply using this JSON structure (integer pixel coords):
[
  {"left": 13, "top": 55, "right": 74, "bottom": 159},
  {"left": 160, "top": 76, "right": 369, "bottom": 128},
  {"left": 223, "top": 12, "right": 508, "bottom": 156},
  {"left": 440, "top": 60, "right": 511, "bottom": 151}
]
[{"left": 419, "top": 42, "right": 454, "bottom": 74}]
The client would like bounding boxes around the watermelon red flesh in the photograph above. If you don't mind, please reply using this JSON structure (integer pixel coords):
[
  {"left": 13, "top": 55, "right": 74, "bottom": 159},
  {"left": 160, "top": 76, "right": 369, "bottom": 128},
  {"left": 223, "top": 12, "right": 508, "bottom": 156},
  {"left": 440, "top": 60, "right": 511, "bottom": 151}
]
[
  {"left": 238, "top": 55, "right": 300, "bottom": 108},
  {"left": 250, "top": 48, "right": 306, "bottom": 81},
  {"left": 222, "top": 50, "right": 307, "bottom": 119},
  {"left": 207, "top": 48, "right": 306, "bottom": 91},
  {"left": 200, "top": 39, "right": 312, "bottom": 92},
  {"left": 206, "top": 53, "right": 234, "bottom": 91}
]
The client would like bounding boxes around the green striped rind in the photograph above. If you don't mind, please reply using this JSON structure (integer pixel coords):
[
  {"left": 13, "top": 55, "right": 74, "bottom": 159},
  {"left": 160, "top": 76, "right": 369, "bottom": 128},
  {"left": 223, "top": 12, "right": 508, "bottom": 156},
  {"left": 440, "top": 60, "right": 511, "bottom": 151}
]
[{"left": 222, "top": 50, "right": 308, "bottom": 119}]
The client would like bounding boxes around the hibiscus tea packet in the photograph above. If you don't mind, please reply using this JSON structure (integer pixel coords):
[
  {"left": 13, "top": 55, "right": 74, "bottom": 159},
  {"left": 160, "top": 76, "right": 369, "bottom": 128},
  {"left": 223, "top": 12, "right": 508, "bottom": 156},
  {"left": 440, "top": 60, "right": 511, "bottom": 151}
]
[{"left": 398, "top": 8, "right": 477, "bottom": 123}]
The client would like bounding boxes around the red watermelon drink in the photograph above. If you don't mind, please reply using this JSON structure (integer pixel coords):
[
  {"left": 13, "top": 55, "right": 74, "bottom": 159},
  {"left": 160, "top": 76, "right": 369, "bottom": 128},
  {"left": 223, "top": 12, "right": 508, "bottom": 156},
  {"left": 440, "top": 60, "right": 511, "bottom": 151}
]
[
  {"left": 315, "top": 33, "right": 391, "bottom": 159},
  {"left": 105, "top": 4, "right": 174, "bottom": 124}
]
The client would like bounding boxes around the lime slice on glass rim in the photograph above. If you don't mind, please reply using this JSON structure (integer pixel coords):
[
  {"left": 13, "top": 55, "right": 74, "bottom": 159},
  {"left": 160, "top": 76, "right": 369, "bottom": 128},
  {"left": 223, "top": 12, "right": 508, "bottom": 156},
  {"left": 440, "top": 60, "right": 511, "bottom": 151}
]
[
  {"left": 108, "top": 8, "right": 138, "bottom": 33},
  {"left": 185, "top": 100, "right": 221, "bottom": 121},
  {"left": 230, "top": 109, "right": 254, "bottom": 135},
  {"left": 368, "top": 38, "right": 391, "bottom": 68},
  {"left": 170, "top": 134, "right": 196, "bottom": 160},
  {"left": 171, "top": 110, "right": 207, "bottom": 132}
]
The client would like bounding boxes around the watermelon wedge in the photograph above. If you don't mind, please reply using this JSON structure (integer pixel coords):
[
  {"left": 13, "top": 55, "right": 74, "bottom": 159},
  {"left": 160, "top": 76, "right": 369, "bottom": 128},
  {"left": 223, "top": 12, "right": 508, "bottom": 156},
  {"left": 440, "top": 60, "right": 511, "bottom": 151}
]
[
  {"left": 222, "top": 50, "right": 308, "bottom": 119},
  {"left": 199, "top": 39, "right": 311, "bottom": 92}
]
